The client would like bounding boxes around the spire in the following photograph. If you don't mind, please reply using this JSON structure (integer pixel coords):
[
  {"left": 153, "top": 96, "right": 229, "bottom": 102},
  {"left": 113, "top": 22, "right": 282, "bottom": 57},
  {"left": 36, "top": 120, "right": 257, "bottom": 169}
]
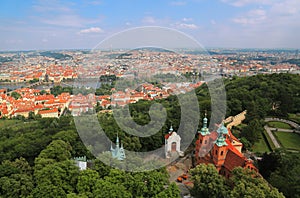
[
  {"left": 215, "top": 122, "right": 228, "bottom": 147},
  {"left": 111, "top": 134, "right": 126, "bottom": 160},
  {"left": 169, "top": 125, "right": 173, "bottom": 133},
  {"left": 116, "top": 133, "right": 119, "bottom": 147},
  {"left": 199, "top": 111, "right": 210, "bottom": 136},
  {"left": 203, "top": 111, "right": 208, "bottom": 128},
  {"left": 217, "top": 122, "right": 228, "bottom": 135}
]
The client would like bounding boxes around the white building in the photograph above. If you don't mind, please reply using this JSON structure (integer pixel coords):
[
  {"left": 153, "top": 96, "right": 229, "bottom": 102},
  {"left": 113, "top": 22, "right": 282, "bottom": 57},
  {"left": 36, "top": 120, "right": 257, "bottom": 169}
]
[{"left": 164, "top": 126, "right": 184, "bottom": 158}]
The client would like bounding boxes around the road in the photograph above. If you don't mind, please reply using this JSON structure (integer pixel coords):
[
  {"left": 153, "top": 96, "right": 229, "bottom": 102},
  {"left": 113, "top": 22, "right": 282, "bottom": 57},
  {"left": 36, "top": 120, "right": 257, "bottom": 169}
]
[
  {"left": 264, "top": 126, "right": 281, "bottom": 149},
  {"left": 268, "top": 127, "right": 300, "bottom": 134},
  {"left": 265, "top": 118, "right": 300, "bottom": 130}
]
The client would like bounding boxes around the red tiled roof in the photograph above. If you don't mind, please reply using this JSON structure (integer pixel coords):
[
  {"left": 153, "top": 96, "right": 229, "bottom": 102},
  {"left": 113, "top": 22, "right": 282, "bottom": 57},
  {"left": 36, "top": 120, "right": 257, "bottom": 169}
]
[
  {"left": 165, "top": 132, "right": 173, "bottom": 139},
  {"left": 38, "top": 108, "right": 58, "bottom": 114},
  {"left": 223, "top": 149, "right": 246, "bottom": 172},
  {"left": 225, "top": 139, "right": 244, "bottom": 158}
]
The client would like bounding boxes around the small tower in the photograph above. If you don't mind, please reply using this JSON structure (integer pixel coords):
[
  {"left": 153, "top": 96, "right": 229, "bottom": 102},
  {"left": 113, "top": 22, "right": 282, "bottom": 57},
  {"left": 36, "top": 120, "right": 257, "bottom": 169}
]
[
  {"left": 164, "top": 125, "right": 184, "bottom": 158},
  {"left": 111, "top": 134, "right": 126, "bottom": 160},
  {"left": 212, "top": 122, "right": 228, "bottom": 170},
  {"left": 195, "top": 113, "right": 211, "bottom": 159}
]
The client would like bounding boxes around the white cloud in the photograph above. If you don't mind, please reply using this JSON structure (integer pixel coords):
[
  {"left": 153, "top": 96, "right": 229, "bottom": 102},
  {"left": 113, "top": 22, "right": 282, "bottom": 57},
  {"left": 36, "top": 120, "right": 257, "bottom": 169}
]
[
  {"left": 176, "top": 23, "right": 198, "bottom": 29},
  {"left": 182, "top": 17, "right": 193, "bottom": 22},
  {"left": 232, "top": 9, "right": 267, "bottom": 25},
  {"left": 221, "top": 0, "right": 276, "bottom": 7},
  {"left": 142, "top": 16, "right": 156, "bottom": 24},
  {"left": 78, "top": 27, "right": 103, "bottom": 34}
]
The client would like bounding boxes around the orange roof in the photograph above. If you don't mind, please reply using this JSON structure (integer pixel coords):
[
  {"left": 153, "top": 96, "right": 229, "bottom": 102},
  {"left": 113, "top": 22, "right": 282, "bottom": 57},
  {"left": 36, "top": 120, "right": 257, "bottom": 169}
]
[
  {"left": 38, "top": 108, "right": 58, "bottom": 114},
  {"left": 225, "top": 139, "right": 244, "bottom": 158},
  {"left": 223, "top": 149, "right": 246, "bottom": 172},
  {"left": 165, "top": 132, "right": 173, "bottom": 139}
]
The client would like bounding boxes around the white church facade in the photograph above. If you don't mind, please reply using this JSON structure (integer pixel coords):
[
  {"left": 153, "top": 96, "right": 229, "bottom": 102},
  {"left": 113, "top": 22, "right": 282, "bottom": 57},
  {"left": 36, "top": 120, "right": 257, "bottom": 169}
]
[{"left": 164, "top": 126, "right": 184, "bottom": 158}]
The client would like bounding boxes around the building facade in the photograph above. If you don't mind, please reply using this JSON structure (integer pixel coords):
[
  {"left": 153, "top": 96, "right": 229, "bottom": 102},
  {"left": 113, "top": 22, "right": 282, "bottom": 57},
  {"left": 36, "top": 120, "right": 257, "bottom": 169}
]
[
  {"left": 165, "top": 126, "right": 184, "bottom": 158},
  {"left": 194, "top": 115, "right": 257, "bottom": 178}
]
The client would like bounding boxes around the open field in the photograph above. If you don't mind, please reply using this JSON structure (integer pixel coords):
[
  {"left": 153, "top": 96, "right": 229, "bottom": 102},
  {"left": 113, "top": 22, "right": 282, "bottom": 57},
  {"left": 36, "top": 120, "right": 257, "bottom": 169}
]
[
  {"left": 252, "top": 136, "right": 271, "bottom": 153},
  {"left": 275, "top": 132, "right": 300, "bottom": 151},
  {"left": 267, "top": 121, "right": 292, "bottom": 129}
]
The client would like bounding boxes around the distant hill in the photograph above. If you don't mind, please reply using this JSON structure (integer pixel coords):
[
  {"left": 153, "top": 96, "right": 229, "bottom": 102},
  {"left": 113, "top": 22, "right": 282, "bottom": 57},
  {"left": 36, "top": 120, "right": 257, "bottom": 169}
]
[{"left": 39, "top": 51, "right": 73, "bottom": 60}]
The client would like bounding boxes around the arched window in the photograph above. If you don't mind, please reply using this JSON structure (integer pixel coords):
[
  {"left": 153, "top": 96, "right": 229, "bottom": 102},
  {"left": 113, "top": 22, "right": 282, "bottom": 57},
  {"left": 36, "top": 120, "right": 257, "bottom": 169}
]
[
  {"left": 204, "top": 140, "right": 207, "bottom": 144},
  {"left": 215, "top": 150, "right": 218, "bottom": 155},
  {"left": 221, "top": 151, "right": 224, "bottom": 156},
  {"left": 200, "top": 140, "right": 202, "bottom": 144}
]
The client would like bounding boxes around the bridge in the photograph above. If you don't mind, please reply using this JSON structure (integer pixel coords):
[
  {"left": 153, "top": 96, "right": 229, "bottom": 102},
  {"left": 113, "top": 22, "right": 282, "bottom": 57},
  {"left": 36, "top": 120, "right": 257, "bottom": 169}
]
[{"left": 7, "top": 81, "right": 53, "bottom": 94}]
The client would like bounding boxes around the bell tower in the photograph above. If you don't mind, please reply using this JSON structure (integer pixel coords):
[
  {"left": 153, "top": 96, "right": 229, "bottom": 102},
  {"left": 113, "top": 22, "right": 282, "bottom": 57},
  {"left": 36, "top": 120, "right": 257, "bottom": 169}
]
[{"left": 212, "top": 122, "right": 228, "bottom": 170}]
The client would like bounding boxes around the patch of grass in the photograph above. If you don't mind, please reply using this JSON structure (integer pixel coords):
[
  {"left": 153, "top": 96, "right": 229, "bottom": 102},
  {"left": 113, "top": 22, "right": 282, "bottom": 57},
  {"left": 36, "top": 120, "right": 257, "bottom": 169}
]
[
  {"left": 267, "top": 121, "right": 292, "bottom": 129},
  {"left": 253, "top": 136, "right": 271, "bottom": 153},
  {"left": 288, "top": 113, "right": 300, "bottom": 124},
  {"left": 274, "top": 132, "right": 300, "bottom": 151}
]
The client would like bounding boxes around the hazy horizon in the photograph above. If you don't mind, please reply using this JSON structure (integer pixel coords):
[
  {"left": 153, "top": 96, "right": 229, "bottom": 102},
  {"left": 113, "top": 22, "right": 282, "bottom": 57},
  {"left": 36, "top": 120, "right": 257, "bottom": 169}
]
[{"left": 1, "top": 0, "right": 300, "bottom": 51}]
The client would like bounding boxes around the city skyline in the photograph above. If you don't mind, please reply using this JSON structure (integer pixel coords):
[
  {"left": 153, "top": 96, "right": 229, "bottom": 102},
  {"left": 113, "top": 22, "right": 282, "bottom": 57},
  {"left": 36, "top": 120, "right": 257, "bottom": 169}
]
[{"left": 1, "top": 0, "right": 300, "bottom": 51}]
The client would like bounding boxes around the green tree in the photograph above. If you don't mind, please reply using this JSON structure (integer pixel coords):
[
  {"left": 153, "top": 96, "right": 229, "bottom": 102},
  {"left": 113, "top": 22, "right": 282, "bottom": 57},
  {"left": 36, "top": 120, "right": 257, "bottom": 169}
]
[
  {"left": 93, "top": 179, "right": 132, "bottom": 198},
  {"left": 229, "top": 167, "right": 284, "bottom": 198},
  {"left": 11, "top": 91, "right": 21, "bottom": 99},
  {"left": 154, "top": 182, "right": 181, "bottom": 198},
  {"left": 34, "top": 160, "right": 79, "bottom": 196},
  {"left": 76, "top": 169, "right": 99, "bottom": 197},
  {"left": 32, "top": 181, "right": 67, "bottom": 198},
  {"left": 37, "top": 140, "right": 72, "bottom": 162},
  {"left": 267, "top": 151, "right": 300, "bottom": 198},
  {"left": 0, "top": 174, "right": 34, "bottom": 198},
  {"left": 189, "top": 164, "right": 228, "bottom": 198},
  {"left": 241, "top": 119, "right": 264, "bottom": 145}
]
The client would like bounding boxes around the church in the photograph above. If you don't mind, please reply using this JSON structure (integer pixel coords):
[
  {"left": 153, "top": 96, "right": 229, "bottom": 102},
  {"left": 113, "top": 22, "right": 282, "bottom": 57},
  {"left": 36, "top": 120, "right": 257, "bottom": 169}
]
[
  {"left": 111, "top": 135, "right": 126, "bottom": 161},
  {"left": 194, "top": 114, "right": 257, "bottom": 178},
  {"left": 165, "top": 126, "right": 184, "bottom": 158}
]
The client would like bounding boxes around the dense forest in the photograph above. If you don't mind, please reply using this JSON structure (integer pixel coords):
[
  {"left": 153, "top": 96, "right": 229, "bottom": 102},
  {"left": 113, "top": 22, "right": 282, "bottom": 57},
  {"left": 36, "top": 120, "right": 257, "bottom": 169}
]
[{"left": 0, "top": 73, "right": 299, "bottom": 197}]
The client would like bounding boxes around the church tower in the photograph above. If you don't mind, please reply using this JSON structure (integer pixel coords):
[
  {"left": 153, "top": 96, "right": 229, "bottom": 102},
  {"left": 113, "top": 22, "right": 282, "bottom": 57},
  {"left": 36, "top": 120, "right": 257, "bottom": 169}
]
[
  {"left": 111, "top": 134, "right": 126, "bottom": 160},
  {"left": 212, "top": 122, "right": 228, "bottom": 170},
  {"left": 195, "top": 113, "right": 212, "bottom": 164}
]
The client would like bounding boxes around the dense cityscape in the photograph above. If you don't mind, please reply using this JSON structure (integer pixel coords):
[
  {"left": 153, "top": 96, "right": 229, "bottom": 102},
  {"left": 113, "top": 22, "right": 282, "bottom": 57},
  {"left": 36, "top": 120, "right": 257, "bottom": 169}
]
[{"left": 1, "top": 0, "right": 300, "bottom": 197}]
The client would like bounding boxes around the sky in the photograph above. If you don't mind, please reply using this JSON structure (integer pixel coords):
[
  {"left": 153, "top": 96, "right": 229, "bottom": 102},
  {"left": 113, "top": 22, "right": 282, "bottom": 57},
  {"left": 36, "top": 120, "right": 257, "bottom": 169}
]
[{"left": 0, "top": 0, "right": 300, "bottom": 51}]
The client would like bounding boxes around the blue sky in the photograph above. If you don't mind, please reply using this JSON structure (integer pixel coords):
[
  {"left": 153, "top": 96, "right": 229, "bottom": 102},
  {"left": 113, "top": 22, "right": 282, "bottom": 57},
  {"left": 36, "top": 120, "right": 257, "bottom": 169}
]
[{"left": 0, "top": 0, "right": 299, "bottom": 50}]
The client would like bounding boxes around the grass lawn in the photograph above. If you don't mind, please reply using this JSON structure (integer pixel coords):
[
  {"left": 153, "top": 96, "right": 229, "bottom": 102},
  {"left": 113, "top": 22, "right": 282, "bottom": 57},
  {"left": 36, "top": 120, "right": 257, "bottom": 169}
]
[
  {"left": 0, "top": 119, "right": 21, "bottom": 128},
  {"left": 275, "top": 132, "right": 300, "bottom": 151},
  {"left": 253, "top": 136, "right": 271, "bottom": 153},
  {"left": 288, "top": 113, "right": 300, "bottom": 124},
  {"left": 267, "top": 121, "right": 293, "bottom": 129}
]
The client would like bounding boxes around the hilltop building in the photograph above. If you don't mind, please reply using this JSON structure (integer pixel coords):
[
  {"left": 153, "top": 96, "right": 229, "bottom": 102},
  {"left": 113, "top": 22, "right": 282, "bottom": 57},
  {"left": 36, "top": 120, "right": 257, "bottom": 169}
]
[
  {"left": 194, "top": 115, "right": 257, "bottom": 178},
  {"left": 165, "top": 126, "right": 184, "bottom": 158},
  {"left": 111, "top": 135, "right": 126, "bottom": 160}
]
